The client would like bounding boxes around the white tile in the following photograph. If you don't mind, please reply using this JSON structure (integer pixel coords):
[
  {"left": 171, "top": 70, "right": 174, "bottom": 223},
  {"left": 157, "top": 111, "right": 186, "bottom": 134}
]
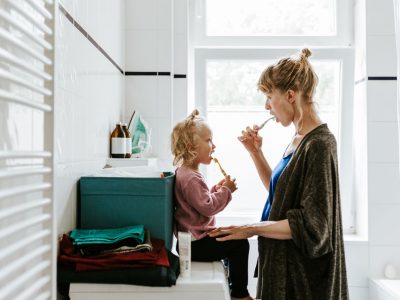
[
  {"left": 369, "top": 246, "right": 400, "bottom": 279},
  {"left": 157, "top": 31, "right": 172, "bottom": 71},
  {"left": 367, "top": 80, "right": 397, "bottom": 122},
  {"left": 86, "top": 0, "right": 101, "bottom": 46},
  {"left": 367, "top": 122, "right": 399, "bottom": 163},
  {"left": 156, "top": 117, "right": 173, "bottom": 160},
  {"left": 125, "top": 76, "right": 158, "bottom": 118},
  {"left": 58, "top": 0, "right": 74, "bottom": 15},
  {"left": 174, "top": 33, "right": 188, "bottom": 74},
  {"left": 369, "top": 204, "right": 400, "bottom": 245},
  {"left": 157, "top": 76, "right": 172, "bottom": 118},
  {"left": 55, "top": 160, "right": 108, "bottom": 233},
  {"left": 366, "top": 35, "right": 397, "bottom": 77},
  {"left": 368, "top": 163, "right": 400, "bottom": 204},
  {"left": 140, "top": 117, "right": 170, "bottom": 159},
  {"left": 174, "top": 0, "right": 188, "bottom": 35},
  {"left": 73, "top": 0, "right": 88, "bottom": 31},
  {"left": 173, "top": 78, "right": 189, "bottom": 124},
  {"left": 126, "top": 0, "right": 156, "bottom": 30},
  {"left": 348, "top": 287, "right": 369, "bottom": 300},
  {"left": 125, "top": 30, "right": 157, "bottom": 71},
  {"left": 344, "top": 243, "right": 369, "bottom": 287},
  {"left": 156, "top": 0, "right": 172, "bottom": 31},
  {"left": 366, "top": 0, "right": 395, "bottom": 35}
]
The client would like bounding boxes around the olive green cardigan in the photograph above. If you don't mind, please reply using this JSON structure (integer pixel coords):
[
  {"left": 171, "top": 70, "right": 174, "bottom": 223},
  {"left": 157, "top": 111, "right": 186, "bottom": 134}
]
[{"left": 256, "top": 124, "right": 349, "bottom": 300}]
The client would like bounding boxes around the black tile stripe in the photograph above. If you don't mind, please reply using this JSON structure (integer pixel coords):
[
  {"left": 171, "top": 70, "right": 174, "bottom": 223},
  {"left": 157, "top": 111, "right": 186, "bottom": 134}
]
[
  {"left": 58, "top": 4, "right": 124, "bottom": 74},
  {"left": 125, "top": 71, "right": 157, "bottom": 76},
  {"left": 368, "top": 76, "right": 397, "bottom": 80},
  {"left": 58, "top": 4, "right": 187, "bottom": 78},
  {"left": 125, "top": 72, "right": 187, "bottom": 77}
]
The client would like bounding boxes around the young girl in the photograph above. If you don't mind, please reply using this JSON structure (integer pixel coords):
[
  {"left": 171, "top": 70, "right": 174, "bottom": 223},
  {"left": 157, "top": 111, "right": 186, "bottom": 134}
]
[{"left": 171, "top": 109, "right": 253, "bottom": 300}]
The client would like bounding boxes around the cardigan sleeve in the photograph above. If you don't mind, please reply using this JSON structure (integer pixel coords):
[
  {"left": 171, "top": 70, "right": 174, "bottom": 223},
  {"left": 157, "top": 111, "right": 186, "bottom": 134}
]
[
  {"left": 286, "top": 139, "right": 335, "bottom": 258},
  {"left": 180, "top": 172, "right": 232, "bottom": 217}
]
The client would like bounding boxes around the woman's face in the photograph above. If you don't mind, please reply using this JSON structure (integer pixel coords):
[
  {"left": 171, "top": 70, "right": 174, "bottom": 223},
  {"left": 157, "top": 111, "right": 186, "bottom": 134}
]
[
  {"left": 265, "top": 88, "right": 294, "bottom": 127},
  {"left": 194, "top": 124, "right": 215, "bottom": 166}
]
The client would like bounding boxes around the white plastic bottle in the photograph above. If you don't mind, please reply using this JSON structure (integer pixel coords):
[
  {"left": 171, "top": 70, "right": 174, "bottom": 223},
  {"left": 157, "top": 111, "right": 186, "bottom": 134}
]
[{"left": 178, "top": 231, "right": 191, "bottom": 277}]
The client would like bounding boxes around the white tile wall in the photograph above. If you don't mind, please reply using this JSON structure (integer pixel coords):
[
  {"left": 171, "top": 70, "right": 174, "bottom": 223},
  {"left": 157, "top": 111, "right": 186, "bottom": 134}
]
[
  {"left": 366, "top": 0, "right": 395, "bottom": 35},
  {"left": 364, "top": 1, "right": 400, "bottom": 298},
  {"left": 349, "top": 287, "right": 370, "bottom": 300},
  {"left": 366, "top": 35, "right": 397, "bottom": 77},
  {"left": 367, "top": 122, "right": 399, "bottom": 163},
  {"left": 125, "top": 30, "right": 157, "bottom": 71},
  {"left": 369, "top": 203, "right": 400, "bottom": 245},
  {"left": 345, "top": 243, "right": 370, "bottom": 287},
  {"left": 369, "top": 246, "right": 400, "bottom": 278},
  {"left": 125, "top": 76, "right": 158, "bottom": 118},
  {"left": 368, "top": 163, "right": 400, "bottom": 204},
  {"left": 55, "top": 0, "right": 125, "bottom": 234},
  {"left": 126, "top": 0, "right": 156, "bottom": 30},
  {"left": 367, "top": 81, "right": 397, "bottom": 122}
]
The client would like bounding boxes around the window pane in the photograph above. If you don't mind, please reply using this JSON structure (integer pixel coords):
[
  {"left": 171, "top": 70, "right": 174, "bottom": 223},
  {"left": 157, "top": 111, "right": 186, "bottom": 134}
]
[
  {"left": 205, "top": 60, "right": 340, "bottom": 216},
  {"left": 206, "top": 0, "right": 336, "bottom": 36}
]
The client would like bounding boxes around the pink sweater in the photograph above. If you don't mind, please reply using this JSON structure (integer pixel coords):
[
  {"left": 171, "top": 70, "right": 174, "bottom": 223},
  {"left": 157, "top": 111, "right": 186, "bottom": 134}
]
[{"left": 174, "top": 166, "right": 232, "bottom": 240}]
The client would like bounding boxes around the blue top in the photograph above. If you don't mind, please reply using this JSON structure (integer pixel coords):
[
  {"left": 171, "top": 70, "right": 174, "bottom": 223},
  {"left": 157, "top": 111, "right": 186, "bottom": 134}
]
[{"left": 261, "top": 152, "right": 293, "bottom": 221}]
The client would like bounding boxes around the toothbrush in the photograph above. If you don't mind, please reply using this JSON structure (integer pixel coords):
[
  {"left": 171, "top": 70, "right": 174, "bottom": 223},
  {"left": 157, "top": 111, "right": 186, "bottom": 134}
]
[
  {"left": 257, "top": 116, "right": 276, "bottom": 131},
  {"left": 212, "top": 157, "right": 228, "bottom": 178}
]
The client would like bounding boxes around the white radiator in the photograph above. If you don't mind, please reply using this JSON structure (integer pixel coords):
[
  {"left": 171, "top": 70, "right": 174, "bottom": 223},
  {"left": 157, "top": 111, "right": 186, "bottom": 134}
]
[{"left": 0, "top": 0, "right": 55, "bottom": 299}]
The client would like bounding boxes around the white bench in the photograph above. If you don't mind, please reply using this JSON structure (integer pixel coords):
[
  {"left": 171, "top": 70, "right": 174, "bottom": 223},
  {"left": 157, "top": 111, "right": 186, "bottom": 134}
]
[{"left": 69, "top": 261, "right": 230, "bottom": 300}]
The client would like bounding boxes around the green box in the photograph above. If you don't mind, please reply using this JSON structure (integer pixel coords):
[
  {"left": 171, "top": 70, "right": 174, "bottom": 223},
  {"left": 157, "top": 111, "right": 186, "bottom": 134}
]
[{"left": 78, "top": 172, "right": 175, "bottom": 249}]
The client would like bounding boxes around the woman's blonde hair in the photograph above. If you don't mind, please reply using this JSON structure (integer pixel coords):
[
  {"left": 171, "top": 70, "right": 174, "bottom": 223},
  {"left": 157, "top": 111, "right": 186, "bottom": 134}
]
[
  {"left": 257, "top": 48, "right": 319, "bottom": 129},
  {"left": 171, "top": 109, "right": 205, "bottom": 166}
]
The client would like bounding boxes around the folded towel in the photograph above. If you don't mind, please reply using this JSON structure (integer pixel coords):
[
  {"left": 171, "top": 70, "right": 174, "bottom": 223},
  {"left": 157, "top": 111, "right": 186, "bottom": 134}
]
[{"left": 70, "top": 224, "right": 145, "bottom": 246}]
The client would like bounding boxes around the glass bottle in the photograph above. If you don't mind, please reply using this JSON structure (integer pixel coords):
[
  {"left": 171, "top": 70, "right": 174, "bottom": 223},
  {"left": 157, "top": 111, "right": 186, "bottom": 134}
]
[
  {"left": 110, "top": 123, "right": 126, "bottom": 158},
  {"left": 122, "top": 123, "right": 132, "bottom": 158}
]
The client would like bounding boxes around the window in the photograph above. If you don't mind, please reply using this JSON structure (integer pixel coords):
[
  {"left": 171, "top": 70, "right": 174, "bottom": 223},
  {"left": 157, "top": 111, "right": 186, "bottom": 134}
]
[{"left": 189, "top": 0, "right": 355, "bottom": 232}]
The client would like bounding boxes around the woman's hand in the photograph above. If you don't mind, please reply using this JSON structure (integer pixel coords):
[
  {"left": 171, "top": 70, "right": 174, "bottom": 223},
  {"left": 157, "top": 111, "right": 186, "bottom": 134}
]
[
  {"left": 208, "top": 225, "right": 254, "bottom": 241},
  {"left": 238, "top": 125, "right": 263, "bottom": 154}
]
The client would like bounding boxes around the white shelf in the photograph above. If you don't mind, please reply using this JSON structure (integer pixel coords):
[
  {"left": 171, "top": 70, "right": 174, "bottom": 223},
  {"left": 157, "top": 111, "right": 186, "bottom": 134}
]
[{"left": 105, "top": 157, "right": 158, "bottom": 168}]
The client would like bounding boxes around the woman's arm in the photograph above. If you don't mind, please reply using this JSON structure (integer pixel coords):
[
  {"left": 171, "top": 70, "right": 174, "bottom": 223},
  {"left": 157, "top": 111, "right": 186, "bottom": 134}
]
[
  {"left": 208, "top": 219, "right": 292, "bottom": 240},
  {"left": 238, "top": 126, "right": 272, "bottom": 189}
]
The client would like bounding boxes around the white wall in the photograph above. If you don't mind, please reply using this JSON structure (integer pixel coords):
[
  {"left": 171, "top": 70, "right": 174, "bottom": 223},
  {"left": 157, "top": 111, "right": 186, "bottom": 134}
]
[
  {"left": 55, "top": 0, "right": 125, "bottom": 234},
  {"left": 365, "top": 0, "right": 400, "bottom": 290},
  {"left": 349, "top": 0, "right": 400, "bottom": 299},
  {"left": 124, "top": 0, "right": 188, "bottom": 171}
]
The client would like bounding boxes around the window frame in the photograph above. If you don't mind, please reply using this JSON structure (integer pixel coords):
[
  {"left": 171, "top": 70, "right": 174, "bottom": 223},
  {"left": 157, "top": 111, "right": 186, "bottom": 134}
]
[
  {"left": 194, "top": 48, "right": 355, "bottom": 233},
  {"left": 191, "top": 0, "right": 353, "bottom": 47}
]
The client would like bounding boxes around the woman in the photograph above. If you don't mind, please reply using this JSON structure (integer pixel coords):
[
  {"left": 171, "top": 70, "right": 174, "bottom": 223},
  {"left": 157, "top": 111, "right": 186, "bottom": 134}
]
[{"left": 209, "top": 48, "right": 349, "bottom": 300}]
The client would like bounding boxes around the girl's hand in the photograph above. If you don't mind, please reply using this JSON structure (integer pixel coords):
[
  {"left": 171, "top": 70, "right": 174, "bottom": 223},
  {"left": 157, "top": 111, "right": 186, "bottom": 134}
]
[
  {"left": 208, "top": 225, "right": 254, "bottom": 241},
  {"left": 238, "top": 125, "right": 263, "bottom": 154},
  {"left": 214, "top": 178, "right": 226, "bottom": 191},
  {"left": 222, "top": 175, "right": 237, "bottom": 193}
]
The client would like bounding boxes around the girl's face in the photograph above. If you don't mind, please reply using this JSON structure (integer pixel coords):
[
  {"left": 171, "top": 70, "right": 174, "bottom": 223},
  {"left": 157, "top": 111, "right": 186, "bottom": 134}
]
[
  {"left": 193, "top": 124, "right": 215, "bottom": 166},
  {"left": 265, "top": 88, "right": 295, "bottom": 127}
]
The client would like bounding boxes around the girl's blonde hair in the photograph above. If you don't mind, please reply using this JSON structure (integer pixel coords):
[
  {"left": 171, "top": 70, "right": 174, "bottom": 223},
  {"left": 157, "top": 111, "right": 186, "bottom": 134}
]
[
  {"left": 171, "top": 109, "right": 205, "bottom": 166},
  {"left": 257, "top": 48, "right": 319, "bottom": 129}
]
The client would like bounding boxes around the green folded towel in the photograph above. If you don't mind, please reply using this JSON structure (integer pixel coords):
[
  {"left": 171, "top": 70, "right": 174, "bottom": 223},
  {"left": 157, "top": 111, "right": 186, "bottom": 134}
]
[{"left": 70, "top": 225, "right": 145, "bottom": 246}]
